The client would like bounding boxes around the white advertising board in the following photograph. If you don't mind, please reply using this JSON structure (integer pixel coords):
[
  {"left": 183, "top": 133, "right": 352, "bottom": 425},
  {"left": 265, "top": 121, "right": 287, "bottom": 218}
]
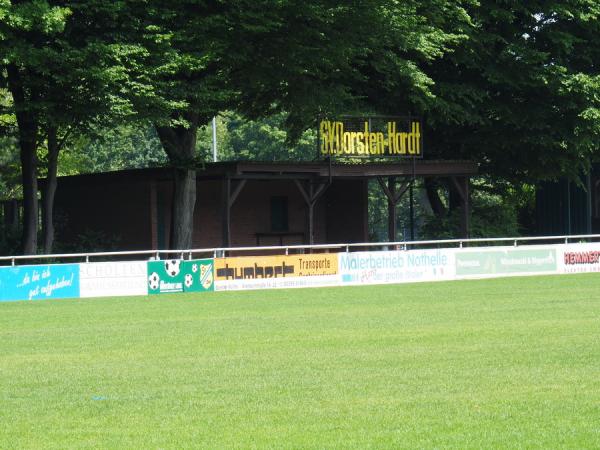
[
  {"left": 338, "top": 249, "right": 455, "bottom": 286},
  {"left": 79, "top": 261, "right": 148, "bottom": 298},
  {"left": 558, "top": 243, "right": 600, "bottom": 274},
  {"left": 214, "top": 275, "right": 340, "bottom": 291}
]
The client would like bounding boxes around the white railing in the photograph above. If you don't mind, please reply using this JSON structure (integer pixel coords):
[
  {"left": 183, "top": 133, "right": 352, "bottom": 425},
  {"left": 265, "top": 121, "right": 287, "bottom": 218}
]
[{"left": 1, "top": 233, "right": 600, "bottom": 266}]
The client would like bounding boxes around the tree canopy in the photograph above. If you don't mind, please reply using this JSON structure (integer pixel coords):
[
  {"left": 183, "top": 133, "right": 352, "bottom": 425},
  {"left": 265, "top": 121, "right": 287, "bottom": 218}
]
[{"left": 0, "top": 0, "right": 599, "bottom": 253}]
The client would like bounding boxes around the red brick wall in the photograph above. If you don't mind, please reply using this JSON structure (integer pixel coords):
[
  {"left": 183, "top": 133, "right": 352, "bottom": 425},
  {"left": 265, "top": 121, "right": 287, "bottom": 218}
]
[
  {"left": 54, "top": 176, "right": 153, "bottom": 250},
  {"left": 54, "top": 173, "right": 369, "bottom": 251},
  {"left": 324, "top": 179, "right": 368, "bottom": 243},
  {"left": 191, "top": 178, "right": 366, "bottom": 248},
  {"left": 192, "top": 180, "right": 223, "bottom": 248}
]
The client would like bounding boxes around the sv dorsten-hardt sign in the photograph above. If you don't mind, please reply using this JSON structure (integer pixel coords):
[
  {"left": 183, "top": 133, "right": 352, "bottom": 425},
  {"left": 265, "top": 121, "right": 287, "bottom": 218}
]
[{"left": 319, "top": 116, "right": 422, "bottom": 158}]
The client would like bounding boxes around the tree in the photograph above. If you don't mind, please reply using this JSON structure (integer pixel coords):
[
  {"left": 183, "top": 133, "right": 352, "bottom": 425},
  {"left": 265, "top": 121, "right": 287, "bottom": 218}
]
[
  {"left": 0, "top": 1, "right": 69, "bottom": 254},
  {"left": 1, "top": 0, "right": 142, "bottom": 253},
  {"left": 351, "top": 1, "right": 599, "bottom": 234},
  {"left": 422, "top": 1, "right": 600, "bottom": 182},
  {"left": 129, "top": 0, "right": 474, "bottom": 249},
  {"left": 216, "top": 111, "right": 316, "bottom": 162}
]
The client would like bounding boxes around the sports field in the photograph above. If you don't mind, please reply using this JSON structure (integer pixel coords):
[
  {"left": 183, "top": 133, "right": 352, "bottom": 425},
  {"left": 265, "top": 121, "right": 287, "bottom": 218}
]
[{"left": 1, "top": 274, "right": 600, "bottom": 449}]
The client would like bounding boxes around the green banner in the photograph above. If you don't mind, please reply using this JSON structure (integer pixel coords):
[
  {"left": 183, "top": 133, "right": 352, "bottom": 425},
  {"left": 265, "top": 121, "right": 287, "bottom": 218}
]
[
  {"left": 147, "top": 260, "right": 185, "bottom": 294},
  {"left": 183, "top": 259, "right": 214, "bottom": 292},
  {"left": 456, "top": 248, "right": 557, "bottom": 276}
]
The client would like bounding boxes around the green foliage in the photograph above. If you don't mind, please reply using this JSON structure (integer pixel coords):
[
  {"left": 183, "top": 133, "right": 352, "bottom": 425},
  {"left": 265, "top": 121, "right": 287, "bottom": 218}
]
[
  {"left": 1, "top": 0, "right": 598, "bottom": 249},
  {"left": 0, "top": 132, "right": 19, "bottom": 200},
  {"left": 57, "top": 123, "right": 167, "bottom": 175},
  {"left": 420, "top": 179, "right": 532, "bottom": 239},
  {"left": 216, "top": 112, "right": 316, "bottom": 162},
  {"left": 423, "top": 1, "right": 600, "bottom": 182},
  {"left": 0, "top": 222, "right": 20, "bottom": 256},
  {"left": 54, "top": 228, "right": 121, "bottom": 254}
]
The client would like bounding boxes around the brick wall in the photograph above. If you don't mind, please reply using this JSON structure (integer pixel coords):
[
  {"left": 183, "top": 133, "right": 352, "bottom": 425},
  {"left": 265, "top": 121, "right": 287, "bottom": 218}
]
[
  {"left": 53, "top": 172, "right": 369, "bottom": 251},
  {"left": 54, "top": 175, "right": 153, "bottom": 250}
]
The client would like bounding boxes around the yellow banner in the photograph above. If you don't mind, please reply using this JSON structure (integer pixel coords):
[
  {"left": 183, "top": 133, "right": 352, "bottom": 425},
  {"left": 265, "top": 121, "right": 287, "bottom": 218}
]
[
  {"left": 320, "top": 119, "right": 421, "bottom": 157},
  {"left": 215, "top": 254, "right": 338, "bottom": 280}
]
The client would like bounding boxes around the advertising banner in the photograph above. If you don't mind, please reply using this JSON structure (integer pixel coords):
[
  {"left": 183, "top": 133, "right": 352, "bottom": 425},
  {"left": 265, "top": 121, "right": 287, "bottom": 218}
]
[
  {"left": 455, "top": 247, "right": 557, "bottom": 277},
  {"left": 147, "top": 259, "right": 185, "bottom": 294},
  {"left": 214, "top": 275, "right": 340, "bottom": 291},
  {"left": 558, "top": 243, "right": 600, "bottom": 274},
  {"left": 338, "top": 249, "right": 455, "bottom": 285},
  {"left": 214, "top": 253, "right": 338, "bottom": 291},
  {"left": 79, "top": 261, "right": 147, "bottom": 298},
  {"left": 183, "top": 259, "right": 215, "bottom": 292},
  {"left": 0, "top": 263, "right": 80, "bottom": 302},
  {"left": 215, "top": 254, "right": 338, "bottom": 280},
  {"left": 319, "top": 116, "right": 423, "bottom": 158}
]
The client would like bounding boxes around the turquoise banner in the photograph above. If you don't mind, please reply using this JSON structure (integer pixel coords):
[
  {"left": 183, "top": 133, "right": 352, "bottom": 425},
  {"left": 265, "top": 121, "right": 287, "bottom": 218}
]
[{"left": 0, "top": 264, "right": 80, "bottom": 302}]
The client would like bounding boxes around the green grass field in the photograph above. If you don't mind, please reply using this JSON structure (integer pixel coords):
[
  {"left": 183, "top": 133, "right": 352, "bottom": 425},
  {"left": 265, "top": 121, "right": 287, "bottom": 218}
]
[{"left": 1, "top": 274, "right": 600, "bottom": 449}]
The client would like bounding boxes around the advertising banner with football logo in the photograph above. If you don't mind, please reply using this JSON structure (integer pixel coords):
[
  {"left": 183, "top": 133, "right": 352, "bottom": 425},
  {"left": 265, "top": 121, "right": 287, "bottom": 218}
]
[
  {"left": 182, "top": 259, "right": 214, "bottom": 292},
  {"left": 147, "top": 259, "right": 185, "bottom": 295}
]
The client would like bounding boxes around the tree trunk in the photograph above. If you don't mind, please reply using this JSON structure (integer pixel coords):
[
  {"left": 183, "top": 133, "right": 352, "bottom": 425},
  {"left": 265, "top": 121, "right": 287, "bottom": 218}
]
[
  {"left": 42, "top": 127, "right": 60, "bottom": 254},
  {"left": 448, "top": 179, "right": 461, "bottom": 212},
  {"left": 170, "top": 167, "right": 196, "bottom": 249},
  {"left": 155, "top": 113, "right": 199, "bottom": 250},
  {"left": 7, "top": 64, "right": 39, "bottom": 255},
  {"left": 18, "top": 138, "right": 38, "bottom": 254},
  {"left": 424, "top": 178, "right": 447, "bottom": 218}
]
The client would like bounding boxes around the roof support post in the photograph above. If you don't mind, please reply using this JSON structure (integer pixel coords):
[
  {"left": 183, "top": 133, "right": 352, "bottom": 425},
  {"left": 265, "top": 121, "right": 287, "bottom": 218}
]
[
  {"left": 221, "top": 177, "right": 247, "bottom": 248},
  {"left": 451, "top": 176, "right": 470, "bottom": 239},
  {"left": 294, "top": 179, "right": 329, "bottom": 246},
  {"left": 221, "top": 176, "right": 231, "bottom": 248},
  {"left": 150, "top": 181, "right": 158, "bottom": 250},
  {"left": 388, "top": 177, "right": 397, "bottom": 242},
  {"left": 376, "top": 176, "right": 410, "bottom": 242}
]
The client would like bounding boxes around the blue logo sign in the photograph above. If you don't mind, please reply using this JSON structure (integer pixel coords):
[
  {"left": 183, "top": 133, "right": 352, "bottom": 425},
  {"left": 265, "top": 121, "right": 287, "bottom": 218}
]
[{"left": 0, "top": 264, "right": 80, "bottom": 302}]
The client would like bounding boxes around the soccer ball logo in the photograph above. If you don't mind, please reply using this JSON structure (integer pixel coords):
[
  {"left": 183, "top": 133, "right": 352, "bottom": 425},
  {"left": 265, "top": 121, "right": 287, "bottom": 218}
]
[
  {"left": 148, "top": 272, "right": 160, "bottom": 290},
  {"left": 165, "top": 260, "right": 181, "bottom": 277},
  {"left": 192, "top": 264, "right": 198, "bottom": 273},
  {"left": 184, "top": 273, "right": 193, "bottom": 288}
]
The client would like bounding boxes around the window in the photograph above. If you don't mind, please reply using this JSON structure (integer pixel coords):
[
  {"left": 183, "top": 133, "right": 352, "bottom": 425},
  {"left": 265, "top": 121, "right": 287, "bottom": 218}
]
[{"left": 270, "top": 197, "right": 288, "bottom": 232}]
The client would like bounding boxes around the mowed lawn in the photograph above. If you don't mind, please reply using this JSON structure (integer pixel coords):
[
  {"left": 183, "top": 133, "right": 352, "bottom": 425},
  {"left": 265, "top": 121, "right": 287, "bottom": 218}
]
[{"left": 1, "top": 275, "right": 600, "bottom": 449}]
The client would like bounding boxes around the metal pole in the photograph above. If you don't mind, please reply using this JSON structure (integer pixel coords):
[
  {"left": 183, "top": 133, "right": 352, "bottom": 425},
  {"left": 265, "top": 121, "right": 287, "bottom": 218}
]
[
  {"left": 212, "top": 117, "right": 218, "bottom": 162},
  {"left": 409, "top": 182, "right": 415, "bottom": 241},
  {"left": 567, "top": 180, "right": 572, "bottom": 235},
  {"left": 587, "top": 171, "right": 592, "bottom": 235}
]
